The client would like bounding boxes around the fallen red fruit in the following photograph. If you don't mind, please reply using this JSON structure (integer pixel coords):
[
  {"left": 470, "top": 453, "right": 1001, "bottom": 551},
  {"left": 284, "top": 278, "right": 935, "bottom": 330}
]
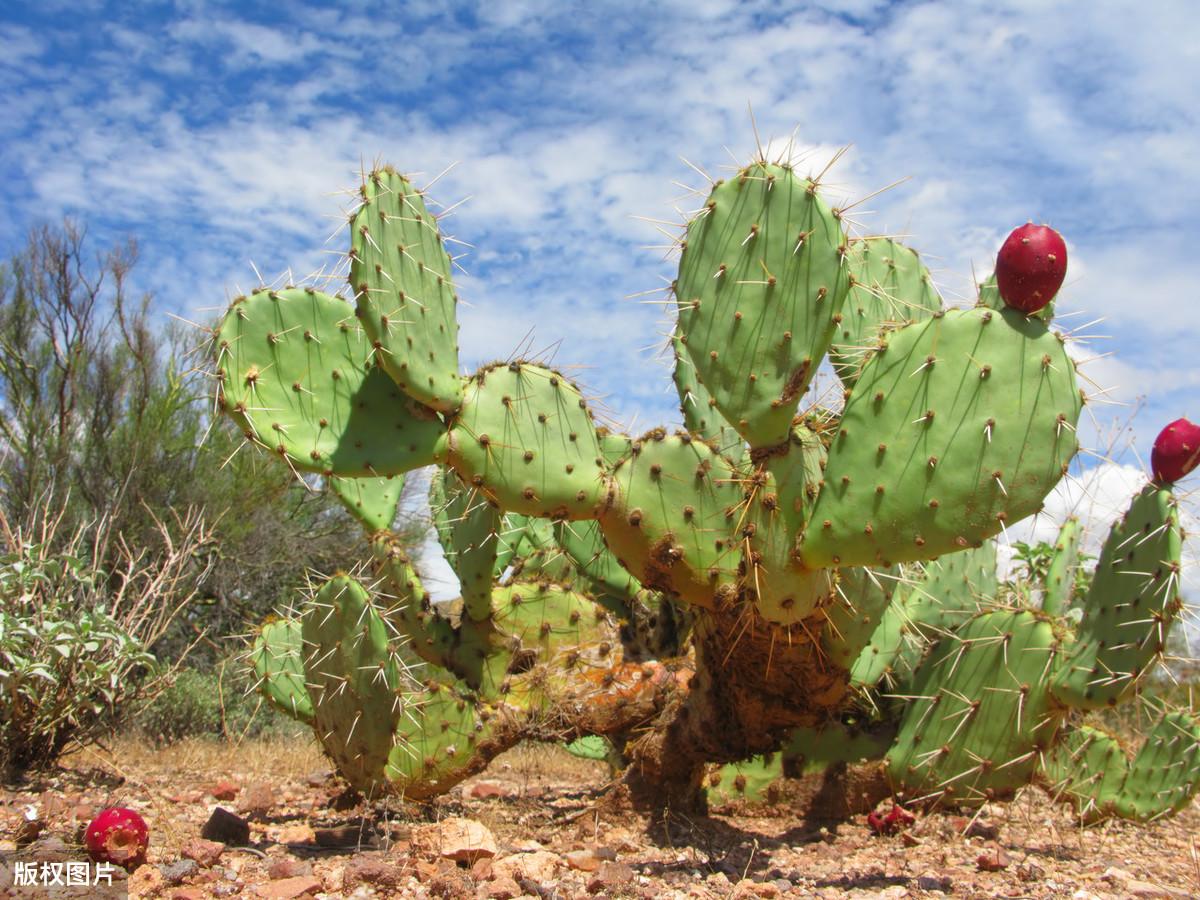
[
  {"left": 995, "top": 223, "right": 1067, "bottom": 313},
  {"left": 868, "top": 803, "right": 915, "bottom": 835},
  {"left": 84, "top": 807, "right": 149, "bottom": 871},
  {"left": 1152, "top": 417, "right": 1200, "bottom": 484},
  {"left": 883, "top": 803, "right": 915, "bottom": 829}
]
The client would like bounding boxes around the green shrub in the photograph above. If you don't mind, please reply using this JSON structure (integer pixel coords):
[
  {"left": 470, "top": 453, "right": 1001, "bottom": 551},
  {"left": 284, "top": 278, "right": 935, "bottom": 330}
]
[{"left": 0, "top": 503, "right": 208, "bottom": 779}]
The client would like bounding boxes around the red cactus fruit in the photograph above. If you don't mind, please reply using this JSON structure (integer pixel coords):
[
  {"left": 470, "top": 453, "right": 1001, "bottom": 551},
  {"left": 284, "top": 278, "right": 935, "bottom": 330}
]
[
  {"left": 868, "top": 803, "right": 915, "bottom": 834},
  {"left": 84, "top": 807, "right": 149, "bottom": 871},
  {"left": 1152, "top": 417, "right": 1200, "bottom": 484},
  {"left": 995, "top": 223, "right": 1068, "bottom": 313},
  {"left": 867, "top": 809, "right": 887, "bottom": 834},
  {"left": 883, "top": 803, "right": 915, "bottom": 829}
]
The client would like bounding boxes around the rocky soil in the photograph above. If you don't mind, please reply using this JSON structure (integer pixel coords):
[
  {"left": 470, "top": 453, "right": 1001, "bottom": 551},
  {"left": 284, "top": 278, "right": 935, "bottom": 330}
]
[{"left": 1, "top": 736, "right": 1197, "bottom": 898}]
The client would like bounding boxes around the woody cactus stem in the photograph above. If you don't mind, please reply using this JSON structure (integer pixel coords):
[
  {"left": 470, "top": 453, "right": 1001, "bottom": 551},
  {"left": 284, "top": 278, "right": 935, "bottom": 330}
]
[{"left": 223, "top": 152, "right": 1192, "bottom": 819}]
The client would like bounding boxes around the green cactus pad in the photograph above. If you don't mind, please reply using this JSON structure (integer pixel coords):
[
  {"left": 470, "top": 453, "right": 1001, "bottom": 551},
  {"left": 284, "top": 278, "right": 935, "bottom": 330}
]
[
  {"left": 565, "top": 735, "right": 612, "bottom": 761},
  {"left": 215, "top": 287, "right": 446, "bottom": 476},
  {"left": 675, "top": 161, "right": 850, "bottom": 449},
  {"left": 599, "top": 430, "right": 742, "bottom": 608},
  {"left": 903, "top": 542, "right": 998, "bottom": 645},
  {"left": 887, "top": 609, "right": 1065, "bottom": 807},
  {"left": 1041, "top": 516, "right": 1081, "bottom": 616},
  {"left": 1042, "top": 724, "right": 1128, "bottom": 820},
  {"left": 1045, "top": 712, "right": 1200, "bottom": 822},
  {"left": 848, "top": 543, "right": 996, "bottom": 689},
  {"left": 492, "top": 515, "right": 527, "bottom": 576},
  {"left": 848, "top": 590, "right": 910, "bottom": 688},
  {"left": 1112, "top": 711, "right": 1200, "bottom": 821},
  {"left": 670, "top": 326, "right": 745, "bottom": 462},
  {"left": 706, "top": 722, "right": 892, "bottom": 806},
  {"left": 447, "top": 362, "right": 606, "bottom": 519},
  {"left": 302, "top": 575, "right": 413, "bottom": 794},
  {"left": 371, "top": 537, "right": 462, "bottom": 670},
  {"left": 490, "top": 581, "right": 613, "bottom": 656},
  {"left": 744, "top": 424, "right": 832, "bottom": 622},
  {"left": 386, "top": 677, "right": 505, "bottom": 800},
  {"left": 350, "top": 167, "right": 462, "bottom": 413},
  {"left": 554, "top": 518, "right": 642, "bottom": 613},
  {"left": 330, "top": 474, "right": 405, "bottom": 532},
  {"left": 831, "top": 238, "right": 942, "bottom": 385},
  {"left": 801, "top": 307, "right": 1080, "bottom": 568},
  {"left": 431, "top": 469, "right": 503, "bottom": 622},
  {"left": 822, "top": 565, "right": 904, "bottom": 669},
  {"left": 250, "top": 618, "right": 314, "bottom": 724},
  {"left": 705, "top": 754, "right": 785, "bottom": 806},
  {"left": 1051, "top": 485, "right": 1183, "bottom": 709}
]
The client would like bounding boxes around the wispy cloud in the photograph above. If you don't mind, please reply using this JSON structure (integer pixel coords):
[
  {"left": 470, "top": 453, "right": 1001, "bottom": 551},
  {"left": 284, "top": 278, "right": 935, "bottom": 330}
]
[{"left": 2, "top": 0, "right": 1199, "bottom": 618}]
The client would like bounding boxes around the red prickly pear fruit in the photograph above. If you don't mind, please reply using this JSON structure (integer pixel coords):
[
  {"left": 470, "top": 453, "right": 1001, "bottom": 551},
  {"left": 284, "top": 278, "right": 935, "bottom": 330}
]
[
  {"left": 1151, "top": 417, "right": 1200, "bottom": 484},
  {"left": 883, "top": 803, "right": 915, "bottom": 829},
  {"left": 995, "top": 223, "right": 1068, "bottom": 313},
  {"left": 84, "top": 807, "right": 149, "bottom": 871}
]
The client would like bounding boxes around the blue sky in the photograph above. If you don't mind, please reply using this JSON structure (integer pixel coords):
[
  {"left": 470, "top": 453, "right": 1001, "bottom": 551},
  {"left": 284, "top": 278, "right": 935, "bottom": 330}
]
[{"left": 3, "top": 1, "right": 1200, "bottom": 626}]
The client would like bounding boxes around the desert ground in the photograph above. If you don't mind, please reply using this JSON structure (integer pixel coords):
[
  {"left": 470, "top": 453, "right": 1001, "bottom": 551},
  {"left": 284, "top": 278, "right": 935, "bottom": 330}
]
[{"left": 2, "top": 735, "right": 1197, "bottom": 899}]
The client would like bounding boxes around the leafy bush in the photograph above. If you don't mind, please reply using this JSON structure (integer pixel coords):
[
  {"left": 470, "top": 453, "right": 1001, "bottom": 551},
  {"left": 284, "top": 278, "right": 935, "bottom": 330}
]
[{"left": 0, "top": 501, "right": 209, "bottom": 779}]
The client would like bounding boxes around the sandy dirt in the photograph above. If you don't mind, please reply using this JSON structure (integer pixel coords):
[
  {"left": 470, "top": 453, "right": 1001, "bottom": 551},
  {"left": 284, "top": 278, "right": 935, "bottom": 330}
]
[{"left": 1, "top": 736, "right": 1198, "bottom": 898}]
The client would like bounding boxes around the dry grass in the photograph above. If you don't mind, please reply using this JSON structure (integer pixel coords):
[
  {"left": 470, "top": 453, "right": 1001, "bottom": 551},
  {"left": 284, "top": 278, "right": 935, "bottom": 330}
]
[{"left": 62, "top": 732, "right": 328, "bottom": 785}]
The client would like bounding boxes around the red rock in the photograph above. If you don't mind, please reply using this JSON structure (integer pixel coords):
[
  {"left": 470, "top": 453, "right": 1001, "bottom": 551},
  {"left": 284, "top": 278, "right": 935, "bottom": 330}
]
[
  {"left": 465, "top": 780, "right": 511, "bottom": 800},
  {"left": 976, "top": 848, "right": 1011, "bottom": 872},
  {"left": 587, "top": 861, "right": 635, "bottom": 894},
  {"left": 182, "top": 838, "right": 226, "bottom": 867},
  {"left": 172, "top": 889, "right": 207, "bottom": 900},
  {"left": 252, "top": 874, "right": 323, "bottom": 898},
  {"left": 343, "top": 856, "right": 404, "bottom": 889},
  {"left": 238, "top": 783, "right": 275, "bottom": 819},
  {"left": 484, "top": 875, "right": 523, "bottom": 899},
  {"left": 491, "top": 850, "right": 561, "bottom": 883},
  {"left": 209, "top": 781, "right": 240, "bottom": 802},
  {"left": 268, "top": 858, "right": 312, "bottom": 880},
  {"left": 470, "top": 857, "right": 494, "bottom": 879},
  {"left": 566, "top": 848, "right": 602, "bottom": 872},
  {"left": 417, "top": 817, "right": 498, "bottom": 862}
]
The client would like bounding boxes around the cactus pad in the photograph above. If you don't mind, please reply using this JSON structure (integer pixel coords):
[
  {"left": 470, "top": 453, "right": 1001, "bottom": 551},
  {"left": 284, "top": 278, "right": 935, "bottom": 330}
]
[
  {"left": 351, "top": 167, "right": 462, "bottom": 413},
  {"left": 448, "top": 362, "right": 606, "bottom": 519},
  {"left": 831, "top": 238, "right": 941, "bottom": 385},
  {"left": 802, "top": 307, "right": 1080, "bottom": 568},
  {"left": 250, "top": 618, "right": 314, "bottom": 724},
  {"left": 216, "top": 287, "right": 446, "bottom": 476},
  {"left": 1041, "top": 516, "right": 1081, "bottom": 616},
  {"left": 330, "top": 474, "right": 406, "bottom": 532},
  {"left": 675, "top": 161, "right": 849, "bottom": 449},
  {"left": 302, "top": 575, "right": 413, "bottom": 794},
  {"left": 599, "top": 430, "right": 742, "bottom": 608},
  {"left": 1051, "top": 485, "right": 1183, "bottom": 709},
  {"left": 387, "top": 677, "right": 504, "bottom": 800},
  {"left": 887, "top": 609, "right": 1064, "bottom": 806}
]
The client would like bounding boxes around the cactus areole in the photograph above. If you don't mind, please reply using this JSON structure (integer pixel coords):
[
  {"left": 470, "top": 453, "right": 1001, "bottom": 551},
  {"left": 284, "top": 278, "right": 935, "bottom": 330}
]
[
  {"left": 1152, "top": 417, "right": 1200, "bottom": 484},
  {"left": 85, "top": 807, "right": 149, "bottom": 870},
  {"left": 995, "top": 223, "right": 1067, "bottom": 313}
]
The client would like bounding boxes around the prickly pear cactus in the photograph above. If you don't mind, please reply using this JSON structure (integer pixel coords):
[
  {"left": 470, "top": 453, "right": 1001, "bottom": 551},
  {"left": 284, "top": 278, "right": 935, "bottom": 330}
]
[{"left": 223, "top": 146, "right": 1196, "bottom": 821}]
